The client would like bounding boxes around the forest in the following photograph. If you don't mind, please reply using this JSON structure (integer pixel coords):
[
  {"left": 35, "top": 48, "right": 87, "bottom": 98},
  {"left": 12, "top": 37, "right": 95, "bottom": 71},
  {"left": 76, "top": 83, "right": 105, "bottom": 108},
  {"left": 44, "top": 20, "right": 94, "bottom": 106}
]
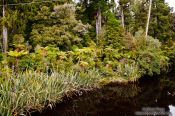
[{"left": 0, "top": 0, "right": 175, "bottom": 115}]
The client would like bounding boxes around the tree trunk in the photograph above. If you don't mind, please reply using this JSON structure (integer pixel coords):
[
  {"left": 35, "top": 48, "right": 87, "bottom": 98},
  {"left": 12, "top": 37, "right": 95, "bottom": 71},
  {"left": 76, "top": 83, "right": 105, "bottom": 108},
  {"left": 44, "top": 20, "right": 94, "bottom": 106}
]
[
  {"left": 2, "top": 0, "right": 8, "bottom": 53},
  {"left": 2, "top": 0, "right": 8, "bottom": 69},
  {"left": 145, "top": 0, "right": 152, "bottom": 38},
  {"left": 121, "top": 6, "right": 125, "bottom": 29},
  {"left": 96, "top": 8, "right": 101, "bottom": 44}
]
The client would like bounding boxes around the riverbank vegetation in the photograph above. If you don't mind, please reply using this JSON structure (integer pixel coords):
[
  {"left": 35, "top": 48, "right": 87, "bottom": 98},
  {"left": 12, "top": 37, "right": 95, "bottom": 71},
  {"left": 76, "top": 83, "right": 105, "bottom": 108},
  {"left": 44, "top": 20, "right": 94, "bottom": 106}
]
[{"left": 0, "top": 0, "right": 175, "bottom": 115}]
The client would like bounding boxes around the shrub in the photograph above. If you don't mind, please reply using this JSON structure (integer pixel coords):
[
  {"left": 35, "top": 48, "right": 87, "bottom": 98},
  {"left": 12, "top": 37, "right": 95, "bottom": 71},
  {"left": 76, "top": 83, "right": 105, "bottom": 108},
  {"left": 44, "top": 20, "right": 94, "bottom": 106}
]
[
  {"left": 162, "top": 40, "right": 175, "bottom": 67},
  {"left": 126, "top": 30, "right": 169, "bottom": 76}
]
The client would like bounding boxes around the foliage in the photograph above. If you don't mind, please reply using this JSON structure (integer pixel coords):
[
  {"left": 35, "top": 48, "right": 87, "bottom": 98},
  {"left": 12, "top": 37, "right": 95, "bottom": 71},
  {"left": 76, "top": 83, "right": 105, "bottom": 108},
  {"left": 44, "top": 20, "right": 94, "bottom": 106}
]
[
  {"left": 77, "top": 0, "right": 112, "bottom": 24},
  {"left": 149, "top": 0, "right": 173, "bottom": 41},
  {"left": 162, "top": 40, "right": 175, "bottom": 66},
  {"left": 99, "top": 11, "right": 123, "bottom": 49},
  {"left": 30, "top": 4, "right": 90, "bottom": 50},
  {"left": 117, "top": 62, "right": 141, "bottom": 81},
  {"left": 123, "top": 30, "right": 169, "bottom": 76},
  {"left": 0, "top": 69, "right": 100, "bottom": 116},
  {"left": 118, "top": 0, "right": 174, "bottom": 41},
  {"left": 8, "top": 50, "right": 28, "bottom": 58},
  {"left": 0, "top": 1, "right": 174, "bottom": 115},
  {"left": 0, "top": 53, "right": 3, "bottom": 61}
]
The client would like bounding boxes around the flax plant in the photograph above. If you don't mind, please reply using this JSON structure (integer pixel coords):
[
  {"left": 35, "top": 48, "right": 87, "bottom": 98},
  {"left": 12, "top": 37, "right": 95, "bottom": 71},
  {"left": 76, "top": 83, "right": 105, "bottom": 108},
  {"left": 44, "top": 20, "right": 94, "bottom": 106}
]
[{"left": 0, "top": 69, "right": 100, "bottom": 115}]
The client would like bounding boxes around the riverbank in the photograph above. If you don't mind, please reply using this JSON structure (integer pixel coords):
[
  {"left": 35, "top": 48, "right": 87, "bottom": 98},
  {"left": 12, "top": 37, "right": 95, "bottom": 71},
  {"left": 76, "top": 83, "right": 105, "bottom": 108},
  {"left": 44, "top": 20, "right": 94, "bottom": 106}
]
[
  {"left": 0, "top": 65, "right": 145, "bottom": 116},
  {"left": 32, "top": 72, "right": 175, "bottom": 116},
  {"left": 0, "top": 69, "right": 102, "bottom": 116},
  {"left": 0, "top": 36, "right": 171, "bottom": 115},
  {"left": 0, "top": 65, "right": 172, "bottom": 116}
]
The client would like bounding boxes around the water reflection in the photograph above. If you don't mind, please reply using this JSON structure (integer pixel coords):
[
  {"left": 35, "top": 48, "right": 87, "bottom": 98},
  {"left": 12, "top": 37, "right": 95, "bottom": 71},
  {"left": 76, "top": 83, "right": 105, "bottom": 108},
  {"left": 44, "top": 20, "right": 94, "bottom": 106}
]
[
  {"left": 32, "top": 75, "right": 175, "bottom": 116},
  {"left": 169, "top": 105, "right": 175, "bottom": 116}
]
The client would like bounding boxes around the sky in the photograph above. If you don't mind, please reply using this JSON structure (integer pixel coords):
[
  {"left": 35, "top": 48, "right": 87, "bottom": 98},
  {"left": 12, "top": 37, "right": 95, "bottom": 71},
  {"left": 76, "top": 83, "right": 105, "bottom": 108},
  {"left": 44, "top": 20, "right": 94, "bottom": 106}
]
[
  {"left": 165, "top": 0, "right": 175, "bottom": 11},
  {"left": 75, "top": 0, "right": 175, "bottom": 11}
]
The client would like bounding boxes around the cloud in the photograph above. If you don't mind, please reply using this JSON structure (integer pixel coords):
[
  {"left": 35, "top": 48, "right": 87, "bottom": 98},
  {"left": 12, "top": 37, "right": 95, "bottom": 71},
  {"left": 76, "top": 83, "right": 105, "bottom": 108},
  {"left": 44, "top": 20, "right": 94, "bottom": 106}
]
[{"left": 165, "top": 0, "right": 175, "bottom": 11}]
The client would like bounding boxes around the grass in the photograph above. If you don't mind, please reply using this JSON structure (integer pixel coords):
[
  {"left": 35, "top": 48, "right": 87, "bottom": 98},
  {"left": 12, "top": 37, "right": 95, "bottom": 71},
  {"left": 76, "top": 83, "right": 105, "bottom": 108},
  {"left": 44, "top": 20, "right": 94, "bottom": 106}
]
[
  {"left": 116, "top": 62, "right": 141, "bottom": 81},
  {"left": 0, "top": 69, "right": 100, "bottom": 116}
]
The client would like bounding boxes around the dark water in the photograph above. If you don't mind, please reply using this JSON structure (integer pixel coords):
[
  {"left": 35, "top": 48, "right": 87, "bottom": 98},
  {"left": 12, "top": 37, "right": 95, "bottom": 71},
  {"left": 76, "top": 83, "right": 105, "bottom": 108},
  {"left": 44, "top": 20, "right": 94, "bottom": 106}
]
[{"left": 32, "top": 73, "right": 175, "bottom": 116}]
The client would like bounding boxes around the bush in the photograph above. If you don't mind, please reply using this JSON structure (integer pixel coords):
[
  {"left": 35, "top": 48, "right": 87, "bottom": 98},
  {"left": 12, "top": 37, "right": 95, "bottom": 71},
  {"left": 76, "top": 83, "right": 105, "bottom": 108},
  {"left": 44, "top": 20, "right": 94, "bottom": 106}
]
[
  {"left": 162, "top": 40, "right": 175, "bottom": 67},
  {"left": 123, "top": 30, "right": 169, "bottom": 76},
  {"left": 0, "top": 53, "right": 3, "bottom": 61}
]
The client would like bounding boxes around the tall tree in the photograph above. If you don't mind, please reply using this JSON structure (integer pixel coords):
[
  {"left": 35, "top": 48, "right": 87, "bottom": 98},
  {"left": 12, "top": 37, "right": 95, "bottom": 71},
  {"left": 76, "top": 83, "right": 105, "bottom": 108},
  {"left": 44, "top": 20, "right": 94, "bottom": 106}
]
[
  {"left": 30, "top": 4, "right": 90, "bottom": 50},
  {"left": 149, "top": 0, "right": 172, "bottom": 41},
  {"left": 117, "top": 0, "right": 147, "bottom": 33},
  {"left": 2, "top": 0, "right": 8, "bottom": 53},
  {"left": 145, "top": 0, "right": 152, "bottom": 38},
  {"left": 132, "top": 0, "right": 148, "bottom": 34},
  {"left": 119, "top": 0, "right": 172, "bottom": 41},
  {"left": 77, "top": 0, "right": 112, "bottom": 44},
  {"left": 0, "top": 0, "right": 71, "bottom": 50},
  {"left": 96, "top": 7, "right": 102, "bottom": 40},
  {"left": 118, "top": 0, "right": 130, "bottom": 29}
]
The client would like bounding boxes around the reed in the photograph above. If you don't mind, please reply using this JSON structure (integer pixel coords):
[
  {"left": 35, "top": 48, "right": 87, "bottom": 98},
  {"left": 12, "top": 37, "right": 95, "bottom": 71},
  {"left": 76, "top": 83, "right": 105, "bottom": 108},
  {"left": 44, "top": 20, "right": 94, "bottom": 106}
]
[{"left": 0, "top": 69, "right": 100, "bottom": 115}]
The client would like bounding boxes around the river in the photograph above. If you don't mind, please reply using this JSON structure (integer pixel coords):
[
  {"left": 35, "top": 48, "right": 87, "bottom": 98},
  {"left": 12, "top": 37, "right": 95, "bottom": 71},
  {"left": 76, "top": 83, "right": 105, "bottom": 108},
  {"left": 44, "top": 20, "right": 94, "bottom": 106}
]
[{"left": 32, "top": 73, "right": 175, "bottom": 116}]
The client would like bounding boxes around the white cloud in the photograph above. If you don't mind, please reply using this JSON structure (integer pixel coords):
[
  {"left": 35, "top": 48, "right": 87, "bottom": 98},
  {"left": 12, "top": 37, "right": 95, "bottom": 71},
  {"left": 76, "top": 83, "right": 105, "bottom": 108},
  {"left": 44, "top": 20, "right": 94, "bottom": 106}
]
[{"left": 165, "top": 0, "right": 175, "bottom": 11}]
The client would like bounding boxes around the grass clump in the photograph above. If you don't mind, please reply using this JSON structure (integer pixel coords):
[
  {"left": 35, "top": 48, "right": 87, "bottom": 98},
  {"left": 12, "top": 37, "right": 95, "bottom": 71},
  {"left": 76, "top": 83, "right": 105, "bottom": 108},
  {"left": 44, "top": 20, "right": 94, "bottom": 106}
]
[{"left": 0, "top": 69, "right": 100, "bottom": 116}]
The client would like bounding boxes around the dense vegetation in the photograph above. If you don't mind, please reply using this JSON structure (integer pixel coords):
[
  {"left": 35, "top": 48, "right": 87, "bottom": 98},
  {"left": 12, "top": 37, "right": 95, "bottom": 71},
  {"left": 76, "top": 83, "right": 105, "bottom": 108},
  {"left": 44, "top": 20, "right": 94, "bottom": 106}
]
[{"left": 0, "top": 0, "right": 175, "bottom": 115}]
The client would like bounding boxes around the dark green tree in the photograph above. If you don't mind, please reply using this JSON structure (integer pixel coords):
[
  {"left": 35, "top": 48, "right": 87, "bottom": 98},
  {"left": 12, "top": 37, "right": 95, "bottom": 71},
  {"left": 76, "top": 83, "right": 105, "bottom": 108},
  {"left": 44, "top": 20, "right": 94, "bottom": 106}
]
[
  {"left": 77, "top": 0, "right": 115, "bottom": 44},
  {"left": 30, "top": 4, "right": 90, "bottom": 50},
  {"left": 149, "top": 0, "right": 172, "bottom": 41}
]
